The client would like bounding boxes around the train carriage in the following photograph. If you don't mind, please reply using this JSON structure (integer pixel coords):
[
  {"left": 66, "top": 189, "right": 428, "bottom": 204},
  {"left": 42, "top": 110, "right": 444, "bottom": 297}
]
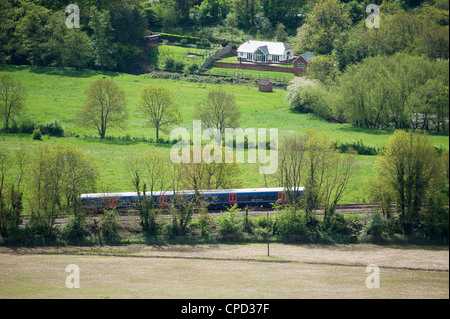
[{"left": 80, "top": 187, "right": 304, "bottom": 211}]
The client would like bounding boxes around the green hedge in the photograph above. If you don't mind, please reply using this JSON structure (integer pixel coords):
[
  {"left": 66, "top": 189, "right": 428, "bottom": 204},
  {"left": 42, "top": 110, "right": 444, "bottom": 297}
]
[{"left": 159, "top": 33, "right": 201, "bottom": 45}]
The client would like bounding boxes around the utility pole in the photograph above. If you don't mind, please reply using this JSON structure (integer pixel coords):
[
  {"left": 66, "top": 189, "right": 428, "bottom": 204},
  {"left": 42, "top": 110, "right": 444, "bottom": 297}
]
[{"left": 267, "top": 212, "right": 270, "bottom": 257}]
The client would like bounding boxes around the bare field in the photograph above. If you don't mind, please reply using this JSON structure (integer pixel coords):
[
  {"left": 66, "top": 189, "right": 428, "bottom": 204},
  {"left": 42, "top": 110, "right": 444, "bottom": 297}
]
[{"left": 0, "top": 244, "right": 448, "bottom": 299}]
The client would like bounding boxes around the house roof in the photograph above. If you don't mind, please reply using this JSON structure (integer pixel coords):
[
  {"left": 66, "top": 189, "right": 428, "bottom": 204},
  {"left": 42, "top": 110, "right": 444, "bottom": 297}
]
[
  {"left": 296, "top": 52, "right": 314, "bottom": 63},
  {"left": 237, "top": 40, "right": 292, "bottom": 56},
  {"left": 258, "top": 79, "right": 272, "bottom": 86}
]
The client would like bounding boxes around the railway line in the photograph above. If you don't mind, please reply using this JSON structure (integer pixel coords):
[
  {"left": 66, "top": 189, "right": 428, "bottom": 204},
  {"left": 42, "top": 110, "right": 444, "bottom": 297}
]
[{"left": 24, "top": 203, "right": 377, "bottom": 229}]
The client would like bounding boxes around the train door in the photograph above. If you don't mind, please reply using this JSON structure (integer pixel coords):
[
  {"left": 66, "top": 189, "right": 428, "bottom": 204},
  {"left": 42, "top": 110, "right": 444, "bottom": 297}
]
[
  {"left": 277, "top": 192, "right": 286, "bottom": 204},
  {"left": 109, "top": 197, "right": 118, "bottom": 209},
  {"left": 159, "top": 195, "right": 168, "bottom": 207},
  {"left": 229, "top": 193, "right": 237, "bottom": 205}
]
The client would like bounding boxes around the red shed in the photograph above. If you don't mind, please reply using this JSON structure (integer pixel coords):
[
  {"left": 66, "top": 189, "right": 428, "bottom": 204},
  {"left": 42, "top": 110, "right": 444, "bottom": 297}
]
[{"left": 258, "top": 79, "right": 273, "bottom": 92}]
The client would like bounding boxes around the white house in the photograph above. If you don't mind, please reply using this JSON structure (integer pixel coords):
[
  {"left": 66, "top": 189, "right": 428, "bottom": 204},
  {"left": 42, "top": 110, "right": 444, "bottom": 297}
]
[{"left": 236, "top": 40, "right": 293, "bottom": 63}]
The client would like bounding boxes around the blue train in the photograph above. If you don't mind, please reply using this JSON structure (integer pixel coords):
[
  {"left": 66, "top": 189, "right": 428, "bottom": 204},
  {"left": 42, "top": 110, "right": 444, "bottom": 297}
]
[{"left": 80, "top": 187, "right": 304, "bottom": 211}]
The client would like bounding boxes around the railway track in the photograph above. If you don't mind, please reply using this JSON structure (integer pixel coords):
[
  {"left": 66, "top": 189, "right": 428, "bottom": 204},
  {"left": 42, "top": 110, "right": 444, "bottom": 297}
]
[{"left": 22, "top": 203, "right": 377, "bottom": 228}]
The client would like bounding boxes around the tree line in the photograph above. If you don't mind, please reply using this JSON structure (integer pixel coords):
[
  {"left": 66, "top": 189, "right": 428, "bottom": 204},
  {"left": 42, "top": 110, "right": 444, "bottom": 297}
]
[
  {"left": 1, "top": 129, "right": 447, "bottom": 244},
  {"left": 0, "top": 0, "right": 149, "bottom": 73},
  {"left": 287, "top": 53, "right": 449, "bottom": 132},
  {"left": 286, "top": 0, "right": 449, "bottom": 132}
]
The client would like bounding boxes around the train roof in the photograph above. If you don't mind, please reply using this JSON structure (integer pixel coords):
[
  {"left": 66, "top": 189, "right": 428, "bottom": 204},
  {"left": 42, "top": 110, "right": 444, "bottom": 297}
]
[{"left": 80, "top": 187, "right": 304, "bottom": 198}]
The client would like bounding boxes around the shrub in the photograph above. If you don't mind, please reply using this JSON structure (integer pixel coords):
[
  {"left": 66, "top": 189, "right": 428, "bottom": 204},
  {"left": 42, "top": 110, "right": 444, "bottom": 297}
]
[
  {"left": 174, "top": 60, "right": 185, "bottom": 71},
  {"left": 334, "top": 140, "right": 380, "bottom": 155},
  {"left": 40, "top": 120, "right": 64, "bottom": 137},
  {"left": 101, "top": 210, "right": 121, "bottom": 242},
  {"left": 32, "top": 128, "right": 42, "bottom": 140},
  {"left": 216, "top": 204, "right": 242, "bottom": 236},
  {"left": 163, "top": 56, "right": 175, "bottom": 70},
  {"left": 274, "top": 209, "right": 307, "bottom": 241},
  {"left": 62, "top": 215, "right": 89, "bottom": 243},
  {"left": 19, "top": 118, "right": 37, "bottom": 134},
  {"left": 184, "top": 61, "right": 199, "bottom": 75}
]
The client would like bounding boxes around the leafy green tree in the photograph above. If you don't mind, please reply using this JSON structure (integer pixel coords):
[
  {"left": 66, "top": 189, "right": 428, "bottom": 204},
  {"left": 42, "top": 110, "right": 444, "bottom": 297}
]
[
  {"left": 373, "top": 131, "right": 441, "bottom": 234},
  {"left": 306, "top": 55, "right": 341, "bottom": 85},
  {"left": 13, "top": 2, "right": 52, "bottom": 66},
  {"left": 62, "top": 29, "right": 94, "bottom": 69},
  {"left": 28, "top": 144, "right": 98, "bottom": 238},
  {"left": 293, "top": 0, "right": 351, "bottom": 54},
  {"left": 89, "top": 6, "right": 117, "bottom": 71}
]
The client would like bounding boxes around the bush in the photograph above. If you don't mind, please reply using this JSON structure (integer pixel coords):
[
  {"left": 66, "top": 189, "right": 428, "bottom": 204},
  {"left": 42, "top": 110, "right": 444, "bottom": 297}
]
[
  {"left": 163, "top": 56, "right": 175, "bottom": 70},
  {"left": 196, "top": 38, "right": 211, "bottom": 48},
  {"left": 40, "top": 120, "right": 64, "bottom": 137},
  {"left": 274, "top": 209, "right": 307, "bottom": 241},
  {"left": 184, "top": 61, "right": 199, "bottom": 75},
  {"left": 19, "top": 118, "right": 37, "bottom": 134},
  {"left": 174, "top": 60, "right": 185, "bottom": 71},
  {"left": 101, "top": 210, "right": 121, "bottom": 242},
  {"left": 334, "top": 140, "right": 380, "bottom": 155},
  {"left": 159, "top": 33, "right": 200, "bottom": 45},
  {"left": 62, "top": 215, "right": 89, "bottom": 243},
  {"left": 32, "top": 128, "right": 42, "bottom": 140},
  {"left": 216, "top": 204, "right": 242, "bottom": 236}
]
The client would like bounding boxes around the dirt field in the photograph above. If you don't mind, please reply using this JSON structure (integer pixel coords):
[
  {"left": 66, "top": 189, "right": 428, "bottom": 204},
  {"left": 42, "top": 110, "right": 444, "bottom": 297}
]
[{"left": 0, "top": 243, "right": 448, "bottom": 299}]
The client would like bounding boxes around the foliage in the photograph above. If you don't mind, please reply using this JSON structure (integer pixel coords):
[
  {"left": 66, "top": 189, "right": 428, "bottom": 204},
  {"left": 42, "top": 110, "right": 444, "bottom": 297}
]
[
  {"left": 39, "top": 119, "right": 64, "bottom": 137},
  {"left": 196, "top": 89, "right": 241, "bottom": 137},
  {"left": 216, "top": 204, "right": 242, "bottom": 236},
  {"left": 32, "top": 128, "right": 42, "bottom": 141},
  {"left": 137, "top": 84, "right": 181, "bottom": 140},
  {"left": 77, "top": 78, "right": 128, "bottom": 139},
  {"left": 373, "top": 130, "right": 448, "bottom": 234},
  {"left": 0, "top": 74, "right": 26, "bottom": 131},
  {"left": 100, "top": 209, "right": 121, "bottom": 241},
  {"left": 28, "top": 143, "right": 99, "bottom": 238}
]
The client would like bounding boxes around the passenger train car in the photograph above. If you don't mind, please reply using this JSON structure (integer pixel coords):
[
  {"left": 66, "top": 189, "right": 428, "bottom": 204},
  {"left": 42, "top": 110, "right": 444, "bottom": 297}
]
[{"left": 80, "top": 187, "right": 304, "bottom": 211}]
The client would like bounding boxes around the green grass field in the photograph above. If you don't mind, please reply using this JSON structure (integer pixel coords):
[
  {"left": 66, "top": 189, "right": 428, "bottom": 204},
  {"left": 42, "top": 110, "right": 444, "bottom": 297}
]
[
  {"left": 0, "top": 64, "right": 448, "bottom": 203},
  {"left": 205, "top": 66, "right": 295, "bottom": 82}
]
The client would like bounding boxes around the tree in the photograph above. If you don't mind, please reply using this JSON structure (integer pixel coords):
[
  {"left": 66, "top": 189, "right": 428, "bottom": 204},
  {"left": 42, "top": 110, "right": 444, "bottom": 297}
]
[
  {"left": 77, "top": 78, "right": 128, "bottom": 139},
  {"left": 61, "top": 29, "right": 94, "bottom": 69},
  {"left": 126, "top": 152, "right": 170, "bottom": 235},
  {"left": 0, "top": 74, "right": 26, "bottom": 131},
  {"left": 137, "top": 84, "right": 181, "bottom": 141},
  {"left": 196, "top": 90, "right": 240, "bottom": 137},
  {"left": 28, "top": 144, "right": 98, "bottom": 238},
  {"left": 89, "top": 6, "right": 117, "bottom": 71},
  {"left": 373, "top": 130, "right": 441, "bottom": 234},
  {"left": 293, "top": 0, "right": 351, "bottom": 55},
  {"left": 277, "top": 130, "right": 356, "bottom": 219},
  {"left": 0, "top": 148, "right": 27, "bottom": 240},
  {"left": 306, "top": 55, "right": 341, "bottom": 85}
]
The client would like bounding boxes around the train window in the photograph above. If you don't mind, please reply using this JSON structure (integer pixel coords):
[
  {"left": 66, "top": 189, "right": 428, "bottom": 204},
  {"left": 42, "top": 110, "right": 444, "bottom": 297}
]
[
  {"left": 263, "top": 194, "right": 269, "bottom": 199},
  {"left": 246, "top": 194, "right": 253, "bottom": 200},
  {"left": 270, "top": 193, "right": 277, "bottom": 200},
  {"left": 220, "top": 195, "right": 227, "bottom": 201}
]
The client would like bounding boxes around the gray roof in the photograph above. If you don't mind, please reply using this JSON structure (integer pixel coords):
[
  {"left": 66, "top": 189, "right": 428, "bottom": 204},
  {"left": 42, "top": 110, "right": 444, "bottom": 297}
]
[{"left": 299, "top": 52, "right": 314, "bottom": 63}]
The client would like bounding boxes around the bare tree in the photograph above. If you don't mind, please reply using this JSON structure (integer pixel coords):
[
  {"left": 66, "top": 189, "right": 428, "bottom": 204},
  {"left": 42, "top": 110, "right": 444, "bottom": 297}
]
[
  {"left": 0, "top": 74, "right": 26, "bottom": 131},
  {"left": 126, "top": 152, "right": 170, "bottom": 234},
  {"left": 277, "top": 130, "right": 356, "bottom": 217},
  {"left": 196, "top": 90, "right": 240, "bottom": 137},
  {"left": 77, "top": 78, "right": 127, "bottom": 139},
  {"left": 277, "top": 134, "right": 307, "bottom": 206},
  {"left": 138, "top": 84, "right": 181, "bottom": 141}
]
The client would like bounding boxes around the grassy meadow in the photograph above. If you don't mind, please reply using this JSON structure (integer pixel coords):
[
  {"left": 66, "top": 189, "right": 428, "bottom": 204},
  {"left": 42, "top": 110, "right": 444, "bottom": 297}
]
[{"left": 0, "top": 63, "right": 448, "bottom": 204}]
